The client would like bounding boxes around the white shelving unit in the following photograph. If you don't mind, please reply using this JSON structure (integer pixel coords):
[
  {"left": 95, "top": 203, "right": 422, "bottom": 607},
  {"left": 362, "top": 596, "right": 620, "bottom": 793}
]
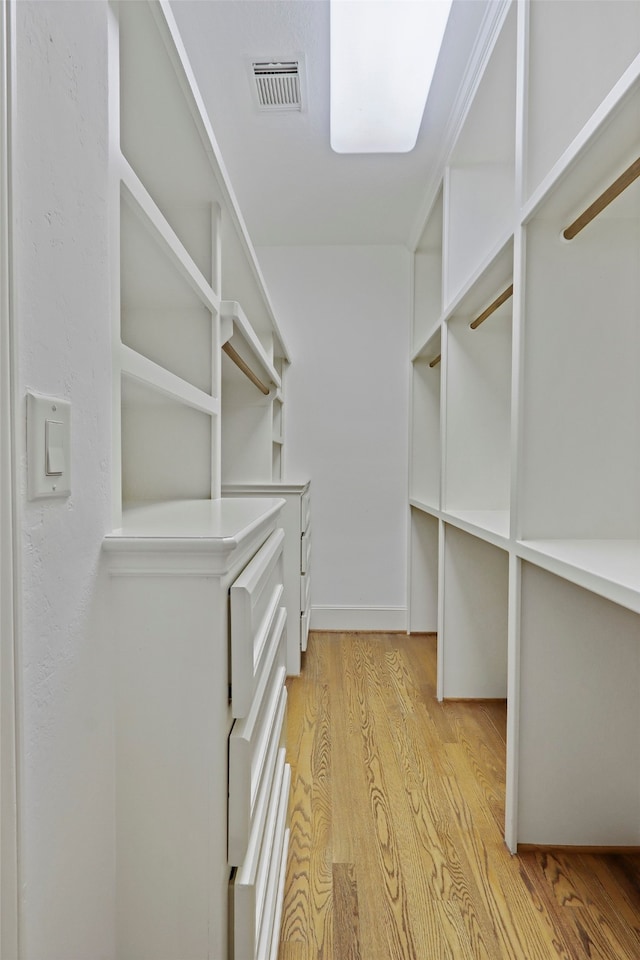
[
  {"left": 408, "top": 0, "right": 640, "bottom": 853},
  {"left": 106, "top": 2, "right": 293, "bottom": 957},
  {"left": 111, "top": 0, "right": 289, "bottom": 525}
]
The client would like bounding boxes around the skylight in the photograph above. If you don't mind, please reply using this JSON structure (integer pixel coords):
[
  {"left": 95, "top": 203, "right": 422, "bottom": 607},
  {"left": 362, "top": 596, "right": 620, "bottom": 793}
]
[{"left": 330, "top": 0, "right": 453, "bottom": 154}]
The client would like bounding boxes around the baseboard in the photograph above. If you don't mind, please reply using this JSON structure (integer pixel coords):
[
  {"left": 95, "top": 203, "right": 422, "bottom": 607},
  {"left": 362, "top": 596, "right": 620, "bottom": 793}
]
[
  {"left": 517, "top": 844, "right": 640, "bottom": 854},
  {"left": 310, "top": 605, "right": 407, "bottom": 632}
]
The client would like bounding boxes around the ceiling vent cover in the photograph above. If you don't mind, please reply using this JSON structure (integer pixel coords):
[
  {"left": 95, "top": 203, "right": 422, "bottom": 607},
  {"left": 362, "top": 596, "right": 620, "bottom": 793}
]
[{"left": 253, "top": 61, "right": 302, "bottom": 111}]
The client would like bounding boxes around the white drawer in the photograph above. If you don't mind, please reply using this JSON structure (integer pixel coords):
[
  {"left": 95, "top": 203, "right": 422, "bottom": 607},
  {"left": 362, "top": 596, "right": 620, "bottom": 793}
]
[
  {"left": 231, "top": 528, "right": 285, "bottom": 719},
  {"left": 301, "top": 606, "right": 310, "bottom": 652},
  {"left": 300, "top": 525, "right": 311, "bottom": 575},
  {"left": 301, "top": 488, "right": 311, "bottom": 533},
  {"left": 300, "top": 567, "right": 311, "bottom": 611},
  {"left": 231, "top": 753, "right": 291, "bottom": 960},
  {"left": 228, "top": 611, "right": 287, "bottom": 866}
]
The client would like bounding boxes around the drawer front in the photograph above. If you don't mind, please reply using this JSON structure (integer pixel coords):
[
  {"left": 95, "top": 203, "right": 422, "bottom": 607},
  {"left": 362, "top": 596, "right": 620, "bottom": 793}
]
[
  {"left": 301, "top": 605, "right": 310, "bottom": 652},
  {"left": 301, "top": 488, "right": 311, "bottom": 533},
  {"left": 300, "top": 525, "right": 311, "bottom": 575},
  {"left": 231, "top": 528, "right": 285, "bottom": 719},
  {"left": 228, "top": 612, "right": 287, "bottom": 866},
  {"left": 231, "top": 754, "right": 291, "bottom": 960},
  {"left": 300, "top": 567, "right": 311, "bottom": 611}
]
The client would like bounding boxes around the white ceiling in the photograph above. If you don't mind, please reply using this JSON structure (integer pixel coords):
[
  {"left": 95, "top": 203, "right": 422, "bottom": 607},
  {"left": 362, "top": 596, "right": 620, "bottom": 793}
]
[{"left": 170, "top": 0, "right": 495, "bottom": 248}]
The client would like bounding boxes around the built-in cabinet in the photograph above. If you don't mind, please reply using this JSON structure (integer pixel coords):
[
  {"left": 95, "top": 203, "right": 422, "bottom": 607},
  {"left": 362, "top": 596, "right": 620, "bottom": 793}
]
[
  {"left": 105, "top": 1, "right": 293, "bottom": 956},
  {"left": 223, "top": 481, "right": 312, "bottom": 675},
  {"left": 409, "top": 0, "right": 640, "bottom": 851}
]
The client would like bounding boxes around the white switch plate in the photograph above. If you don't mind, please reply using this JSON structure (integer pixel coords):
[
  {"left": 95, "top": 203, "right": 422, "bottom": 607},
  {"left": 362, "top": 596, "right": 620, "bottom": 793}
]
[{"left": 27, "top": 392, "right": 71, "bottom": 499}]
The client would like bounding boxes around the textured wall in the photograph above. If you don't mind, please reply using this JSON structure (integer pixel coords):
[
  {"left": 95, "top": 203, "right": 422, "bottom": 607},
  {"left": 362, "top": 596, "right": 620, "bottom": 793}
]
[{"left": 13, "top": 2, "right": 114, "bottom": 956}]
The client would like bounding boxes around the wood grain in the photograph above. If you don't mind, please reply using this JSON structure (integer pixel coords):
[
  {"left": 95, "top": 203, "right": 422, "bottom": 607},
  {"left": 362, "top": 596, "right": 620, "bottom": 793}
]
[{"left": 278, "top": 632, "right": 640, "bottom": 960}]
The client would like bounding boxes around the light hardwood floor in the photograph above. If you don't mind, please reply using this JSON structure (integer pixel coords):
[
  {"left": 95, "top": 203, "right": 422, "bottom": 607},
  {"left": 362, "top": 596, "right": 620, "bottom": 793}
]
[{"left": 278, "top": 631, "right": 640, "bottom": 960}]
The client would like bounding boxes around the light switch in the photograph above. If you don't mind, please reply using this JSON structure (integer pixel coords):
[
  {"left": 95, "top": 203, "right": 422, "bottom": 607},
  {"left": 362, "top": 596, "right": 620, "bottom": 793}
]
[
  {"left": 27, "top": 392, "right": 71, "bottom": 499},
  {"left": 45, "top": 420, "right": 65, "bottom": 476}
]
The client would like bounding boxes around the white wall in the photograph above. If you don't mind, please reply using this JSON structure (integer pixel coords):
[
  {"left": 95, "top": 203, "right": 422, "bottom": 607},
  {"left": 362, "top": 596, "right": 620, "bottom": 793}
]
[
  {"left": 13, "top": 3, "right": 114, "bottom": 957},
  {"left": 257, "top": 245, "right": 410, "bottom": 631}
]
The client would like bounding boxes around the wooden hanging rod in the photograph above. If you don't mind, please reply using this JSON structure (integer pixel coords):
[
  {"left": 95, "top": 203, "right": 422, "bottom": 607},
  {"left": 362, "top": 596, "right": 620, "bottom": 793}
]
[
  {"left": 469, "top": 284, "right": 513, "bottom": 330},
  {"left": 429, "top": 354, "right": 441, "bottom": 368},
  {"left": 222, "top": 342, "right": 270, "bottom": 396},
  {"left": 563, "top": 155, "right": 640, "bottom": 240}
]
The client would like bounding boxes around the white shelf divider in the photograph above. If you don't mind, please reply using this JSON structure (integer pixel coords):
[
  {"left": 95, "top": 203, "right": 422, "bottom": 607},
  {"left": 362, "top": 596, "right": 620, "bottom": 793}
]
[
  {"left": 120, "top": 156, "right": 220, "bottom": 315},
  {"left": 120, "top": 344, "right": 219, "bottom": 416}
]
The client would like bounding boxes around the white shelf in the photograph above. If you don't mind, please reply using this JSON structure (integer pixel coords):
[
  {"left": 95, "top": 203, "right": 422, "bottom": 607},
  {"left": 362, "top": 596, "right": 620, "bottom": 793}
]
[
  {"left": 120, "top": 157, "right": 220, "bottom": 315},
  {"left": 443, "top": 509, "right": 510, "bottom": 548},
  {"left": 408, "top": 498, "right": 440, "bottom": 520},
  {"left": 120, "top": 345, "right": 219, "bottom": 416},
  {"left": 106, "top": 497, "right": 284, "bottom": 545},
  {"left": 441, "top": 232, "right": 513, "bottom": 323},
  {"left": 517, "top": 540, "right": 640, "bottom": 616},
  {"left": 221, "top": 300, "right": 281, "bottom": 391}
]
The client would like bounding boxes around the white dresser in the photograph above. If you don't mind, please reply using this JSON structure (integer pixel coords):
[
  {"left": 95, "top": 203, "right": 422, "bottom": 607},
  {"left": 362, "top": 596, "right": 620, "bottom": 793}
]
[
  {"left": 223, "top": 481, "right": 311, "bottom": 675},
  {"left": 104, "top": 498, "right": 290, "bottom": 960}
]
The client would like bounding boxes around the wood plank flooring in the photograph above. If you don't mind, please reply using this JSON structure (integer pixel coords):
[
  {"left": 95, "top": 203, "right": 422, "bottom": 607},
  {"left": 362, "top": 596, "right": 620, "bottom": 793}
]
[{"left": 277, "top": 632, "right": 640, "bottom": 960}]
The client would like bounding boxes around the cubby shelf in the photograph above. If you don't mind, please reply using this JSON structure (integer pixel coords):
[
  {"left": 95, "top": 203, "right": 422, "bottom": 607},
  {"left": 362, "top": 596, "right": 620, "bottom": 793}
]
[
  {"left": 517, "top": 540, "right": 640, "bottom": 616},
  {"left": 408, "top": 0, "right": 640, "bottom": 853},
  {"left": 121, "top": 346, "right": 219, "bottom": 415},
  {"left": 111, "top": 0, "right": 289, "bottom": 525}
]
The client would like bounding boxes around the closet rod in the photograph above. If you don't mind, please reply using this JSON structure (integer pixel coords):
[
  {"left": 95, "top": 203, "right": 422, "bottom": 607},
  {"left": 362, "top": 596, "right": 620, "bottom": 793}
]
[
  {"left": 429, "top": 354, "right": 441, "bottom": 368},
  {"left": 469, "top": 284, "right": 513, "bottom": 330},
  {"left": 563, "top": 155, "right": 640, "bottom": 240},
  {"left": 222, "top": 342, "right": 271, "bottom": 396}
]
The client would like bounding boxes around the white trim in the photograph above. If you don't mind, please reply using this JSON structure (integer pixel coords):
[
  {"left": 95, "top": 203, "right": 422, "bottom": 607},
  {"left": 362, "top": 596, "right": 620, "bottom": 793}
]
[
  {"left": 0, "top": 1, "right": 19, "bottom": 954},
  {"left": 310, "top": 605, "right": 407, "bottom": 633}
]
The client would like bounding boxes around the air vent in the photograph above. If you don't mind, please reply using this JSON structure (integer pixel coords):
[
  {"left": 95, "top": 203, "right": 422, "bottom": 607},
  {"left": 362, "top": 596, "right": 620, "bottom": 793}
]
[{"left": 253, "top": 60, "right": 302, "bottom": 111}]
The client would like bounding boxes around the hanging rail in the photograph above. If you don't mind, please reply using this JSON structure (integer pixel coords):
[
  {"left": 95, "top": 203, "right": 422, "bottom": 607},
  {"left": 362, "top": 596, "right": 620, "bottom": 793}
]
[
  {"left": 222, "top": 342, "right": 271, "bottom": 396},
  {"left": 429, "top": 354, "right": 441, "bottom": 368},
  {"left": 563, "top": 155, "right": 640, "bottom": 240},
  {"left": 469, "top": 284, "right": 513, "bottom": 330}
]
